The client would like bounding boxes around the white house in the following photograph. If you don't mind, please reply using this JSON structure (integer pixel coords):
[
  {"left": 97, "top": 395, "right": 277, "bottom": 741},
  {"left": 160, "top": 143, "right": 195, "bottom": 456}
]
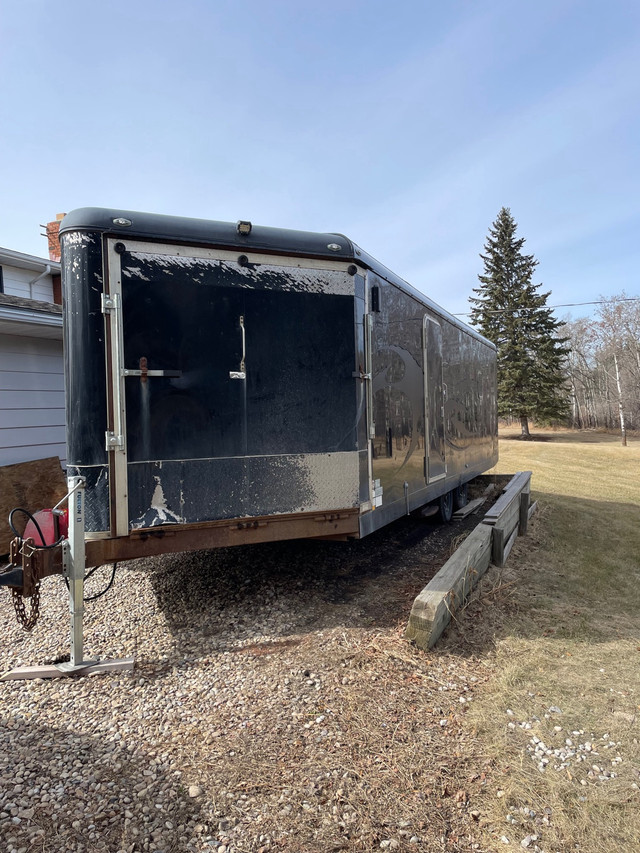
[{"left": 0, "top": 244, "right": 65, "bottom": 466}]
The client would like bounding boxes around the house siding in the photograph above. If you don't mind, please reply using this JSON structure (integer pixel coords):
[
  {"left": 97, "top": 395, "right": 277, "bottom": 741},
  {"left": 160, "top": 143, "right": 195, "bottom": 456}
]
[
  {"left": 0, "top": 334, "right": 66, "bottom": 466},
  {"left": 1, "top": 264, "right": 55, "bottom": 303}
]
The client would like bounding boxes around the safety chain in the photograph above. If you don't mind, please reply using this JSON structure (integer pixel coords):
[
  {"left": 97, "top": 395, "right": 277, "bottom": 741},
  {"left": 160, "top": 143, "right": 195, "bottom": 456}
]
[{"left": 11, "top": 582, "right": 41, "bottom": 632}]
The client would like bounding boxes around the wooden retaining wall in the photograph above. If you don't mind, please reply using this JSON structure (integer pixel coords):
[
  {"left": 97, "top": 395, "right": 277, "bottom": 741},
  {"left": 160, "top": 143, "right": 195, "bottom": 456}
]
[{"left": 405, "top": 472, "right": 536, "bottom": 650}]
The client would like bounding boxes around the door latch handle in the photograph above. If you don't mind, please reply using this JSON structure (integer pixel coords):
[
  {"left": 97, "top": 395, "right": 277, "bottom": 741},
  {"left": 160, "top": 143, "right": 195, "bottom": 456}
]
[
  {"left": 122, "top": 355, "right": 182, "bottom": 380},
  {"left": 229, "top": 315, "right": 246, "bottom": 380}
]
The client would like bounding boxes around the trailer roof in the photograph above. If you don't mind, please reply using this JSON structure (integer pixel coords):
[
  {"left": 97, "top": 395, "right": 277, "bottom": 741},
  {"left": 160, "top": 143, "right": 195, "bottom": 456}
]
[
  {"left": 59, "top": 207, "right": 355, "bottom": 261},
  {"left": 60, "top": 208, "right": 494, "bottom": 349}
]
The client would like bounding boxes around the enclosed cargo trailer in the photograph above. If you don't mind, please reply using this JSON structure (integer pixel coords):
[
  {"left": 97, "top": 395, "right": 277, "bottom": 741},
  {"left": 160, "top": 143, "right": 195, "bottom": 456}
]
[
  {"left": 1, "top": 208, "right": 498, "bottom": 674},
  {"left": 59, "top": 207, "right": 497, "bottom": 562}
]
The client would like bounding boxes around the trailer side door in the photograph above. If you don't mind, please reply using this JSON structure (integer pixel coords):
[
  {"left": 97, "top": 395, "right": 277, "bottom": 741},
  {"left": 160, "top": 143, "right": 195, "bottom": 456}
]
[{"left": 423, "top": 315, "right": 446, "bottom": 482}]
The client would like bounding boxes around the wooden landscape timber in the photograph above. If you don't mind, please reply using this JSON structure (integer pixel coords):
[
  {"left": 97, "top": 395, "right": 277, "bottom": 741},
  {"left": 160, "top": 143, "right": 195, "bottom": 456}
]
[
  {"left": 406, "top": 471, "right": 536, "bottom": 650},
  {"left": 484, "top": 471, "right": 532, "bottom": 567},
  {"left": 405, "top": 523, "right": 493, "bottom": 650},
  {"left": 451, "top": 496, "right": 486, "bottom": 519}
]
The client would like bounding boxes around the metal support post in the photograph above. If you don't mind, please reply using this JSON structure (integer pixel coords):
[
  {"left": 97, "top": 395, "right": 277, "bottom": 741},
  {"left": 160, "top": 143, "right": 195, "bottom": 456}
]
[
  {"left": 56, "top": 476, "right": 95, "bottom": 672},
  {"left": 69, "top": 475, "right": 87, "bottom": 667}
]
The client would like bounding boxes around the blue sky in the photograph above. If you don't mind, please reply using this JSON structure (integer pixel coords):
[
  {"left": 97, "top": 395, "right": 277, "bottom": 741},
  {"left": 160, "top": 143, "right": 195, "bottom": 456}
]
[{"left": 1, "top": 0, "right": 639, "bottom": 319}]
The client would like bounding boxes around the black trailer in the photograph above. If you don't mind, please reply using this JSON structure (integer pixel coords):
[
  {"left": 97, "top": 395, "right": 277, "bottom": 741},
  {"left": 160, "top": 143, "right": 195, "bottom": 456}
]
[
  {"left": 2, "top": 208, "right": 497, "bottom": 674},
  {"left": 60, "top": 207, "right": 497, "bottom": 557}
]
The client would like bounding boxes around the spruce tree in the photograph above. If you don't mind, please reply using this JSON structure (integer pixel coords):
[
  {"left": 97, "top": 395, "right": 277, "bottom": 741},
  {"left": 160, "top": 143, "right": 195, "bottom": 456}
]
[{"left": 469, "top": 208, "right": 570, "bottom": 437}]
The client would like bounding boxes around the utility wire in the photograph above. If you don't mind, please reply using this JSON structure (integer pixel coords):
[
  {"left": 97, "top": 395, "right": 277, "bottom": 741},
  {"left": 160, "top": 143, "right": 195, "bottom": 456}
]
[{"left": 454, "top": 297, "right": 640, "bottom": 317}]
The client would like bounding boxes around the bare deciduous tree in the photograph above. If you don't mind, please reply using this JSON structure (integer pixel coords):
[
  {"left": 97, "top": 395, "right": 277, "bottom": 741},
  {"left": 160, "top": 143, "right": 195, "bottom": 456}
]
[{"left": 561, "top": 294, "right": 640, "bottom": 444}]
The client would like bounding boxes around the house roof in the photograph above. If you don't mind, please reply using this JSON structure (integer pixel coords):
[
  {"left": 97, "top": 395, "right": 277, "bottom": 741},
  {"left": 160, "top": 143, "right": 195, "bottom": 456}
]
[
  {"left": 0, "top": 246, "right": 61, "bottom": 274},
  {"left": 0, "top": 246, "right": 62, "bottom": 339},
  {"left": 0, "top": 293, "right": 63, "bottom": 339},
  {"left": 0, "top": 292, "right": 62, "bottom": 314}
]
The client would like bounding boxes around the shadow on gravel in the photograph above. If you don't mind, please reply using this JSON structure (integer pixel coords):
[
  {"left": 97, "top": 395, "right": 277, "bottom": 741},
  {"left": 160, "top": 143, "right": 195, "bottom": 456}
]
[
  {"left": 0, "top": 717, "right": 202, "bottom": 853},
  {"left": 136, "top": 507, "right": 486, "bottom": 646}
]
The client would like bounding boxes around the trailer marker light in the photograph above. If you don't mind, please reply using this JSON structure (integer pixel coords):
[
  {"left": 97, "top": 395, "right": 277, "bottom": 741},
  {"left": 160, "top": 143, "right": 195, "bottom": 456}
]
[
  {"left": 327, "top": 243, "right": 342, "bottom": 251},
  {"left": 113, "top": 217, "right": 132, "bottom": 227},
  {"left": 237, "top": 220, "right": 252, "bottom": 235}
]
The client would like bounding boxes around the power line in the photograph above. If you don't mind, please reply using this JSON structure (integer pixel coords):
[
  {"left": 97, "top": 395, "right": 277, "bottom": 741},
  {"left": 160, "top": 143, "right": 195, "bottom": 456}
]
[{"left": 454, "top": 297, "right": 640, "bottom": 317}]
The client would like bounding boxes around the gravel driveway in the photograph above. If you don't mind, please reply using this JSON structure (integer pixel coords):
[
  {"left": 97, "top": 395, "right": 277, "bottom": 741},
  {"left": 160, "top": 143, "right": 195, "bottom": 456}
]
[{"left": 1, "top": 509, "right": 491, "bottom": 853}]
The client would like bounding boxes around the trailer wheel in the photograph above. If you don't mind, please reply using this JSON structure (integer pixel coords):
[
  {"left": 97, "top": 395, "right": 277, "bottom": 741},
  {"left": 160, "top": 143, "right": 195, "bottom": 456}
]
[
  {"left": 453, "top": 483, "right": 468, "bottom": 510},
  {"left": 438, "top": 490, "right": 454, "bottom": 523}
]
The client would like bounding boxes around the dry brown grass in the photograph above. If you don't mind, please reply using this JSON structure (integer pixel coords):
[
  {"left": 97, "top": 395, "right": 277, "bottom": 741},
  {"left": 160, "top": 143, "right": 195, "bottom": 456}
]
[
  {"left": 456, "top": 426, "right": 640, "bottom": 852},
  {"left": 4, "top": 427, "right": 636, "bottom": 853},
  {"left": 176, "top": 427, "right": 640, "bottom": 852},
  {"left": 173, "top": 625, "right": 493, "bottom": 853}
]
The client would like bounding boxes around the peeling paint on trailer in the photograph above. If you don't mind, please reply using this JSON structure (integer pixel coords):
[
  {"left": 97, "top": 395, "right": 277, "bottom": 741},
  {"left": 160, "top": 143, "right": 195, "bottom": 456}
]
[
  {"left": 123, "top": 252, "right": 355, "bottom": 296},
  {"left": 132, "top": 475, "right": 184, "bottom": 528},
  {"left": 127, "top": 452, "right": 360, "bottom": 530},
  {"left": 62, "top": 231, "right": 92, "bottom": 247}
]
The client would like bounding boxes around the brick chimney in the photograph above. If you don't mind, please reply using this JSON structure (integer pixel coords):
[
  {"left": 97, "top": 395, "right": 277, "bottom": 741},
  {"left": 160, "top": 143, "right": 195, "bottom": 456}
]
[{"left": 45, "top": 213, "right": 65, "bottom": 262}]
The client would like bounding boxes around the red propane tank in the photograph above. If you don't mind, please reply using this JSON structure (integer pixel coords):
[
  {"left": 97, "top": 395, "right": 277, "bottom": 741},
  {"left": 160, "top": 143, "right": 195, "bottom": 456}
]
[{"left": 23, "top": 509, "right": 69, "bottom": 546}]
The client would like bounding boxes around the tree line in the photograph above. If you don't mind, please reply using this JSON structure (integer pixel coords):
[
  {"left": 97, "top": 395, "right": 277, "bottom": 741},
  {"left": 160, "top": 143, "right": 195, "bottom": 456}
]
[
  {"left": 562, "top": 297, "right": 640, "bottom": 444},
  {"left": 470, "top": 207, "right": 638, "bottom": 443}
]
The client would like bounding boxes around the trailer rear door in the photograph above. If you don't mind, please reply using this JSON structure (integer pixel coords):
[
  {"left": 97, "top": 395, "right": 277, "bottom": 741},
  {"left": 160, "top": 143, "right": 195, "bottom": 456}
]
[{"left": 103, "top": 239, "right": 359, "bottom": 533}]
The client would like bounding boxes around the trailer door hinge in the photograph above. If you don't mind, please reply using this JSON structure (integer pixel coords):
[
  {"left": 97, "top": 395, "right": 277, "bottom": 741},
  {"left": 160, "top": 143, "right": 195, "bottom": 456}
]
[
  {"left": 105, "top": 431, "right": 124, "bottom": 450},
  {"left": 101, "top": 293, "right": 120, "bottom": 313}
]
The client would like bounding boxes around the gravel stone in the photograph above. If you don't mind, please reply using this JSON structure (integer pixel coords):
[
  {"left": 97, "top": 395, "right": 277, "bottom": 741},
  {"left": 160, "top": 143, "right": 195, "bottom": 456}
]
[{"left": 1, "top": 510, "right": 492, "bottom": 852}]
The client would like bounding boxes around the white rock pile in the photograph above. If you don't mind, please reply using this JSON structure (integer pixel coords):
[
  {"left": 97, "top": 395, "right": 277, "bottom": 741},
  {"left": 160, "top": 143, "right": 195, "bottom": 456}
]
[{"left": 505, "top": 708, "right": 625, "bottom": 785}]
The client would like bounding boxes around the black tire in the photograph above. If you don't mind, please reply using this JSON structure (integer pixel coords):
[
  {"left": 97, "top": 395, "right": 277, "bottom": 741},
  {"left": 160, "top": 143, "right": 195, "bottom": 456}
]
[
  {"left": 438, "top": 490, "right": 454, "bottom": 523},
  {"left": 453, "top": 482, "right": 468, "bottom": 510}
]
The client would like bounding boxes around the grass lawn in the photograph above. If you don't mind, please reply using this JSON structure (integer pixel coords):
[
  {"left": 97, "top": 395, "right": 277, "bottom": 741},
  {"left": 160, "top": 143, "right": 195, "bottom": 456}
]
[{"left": 462, "top": 428, "right": 640, "bottom": 852}]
